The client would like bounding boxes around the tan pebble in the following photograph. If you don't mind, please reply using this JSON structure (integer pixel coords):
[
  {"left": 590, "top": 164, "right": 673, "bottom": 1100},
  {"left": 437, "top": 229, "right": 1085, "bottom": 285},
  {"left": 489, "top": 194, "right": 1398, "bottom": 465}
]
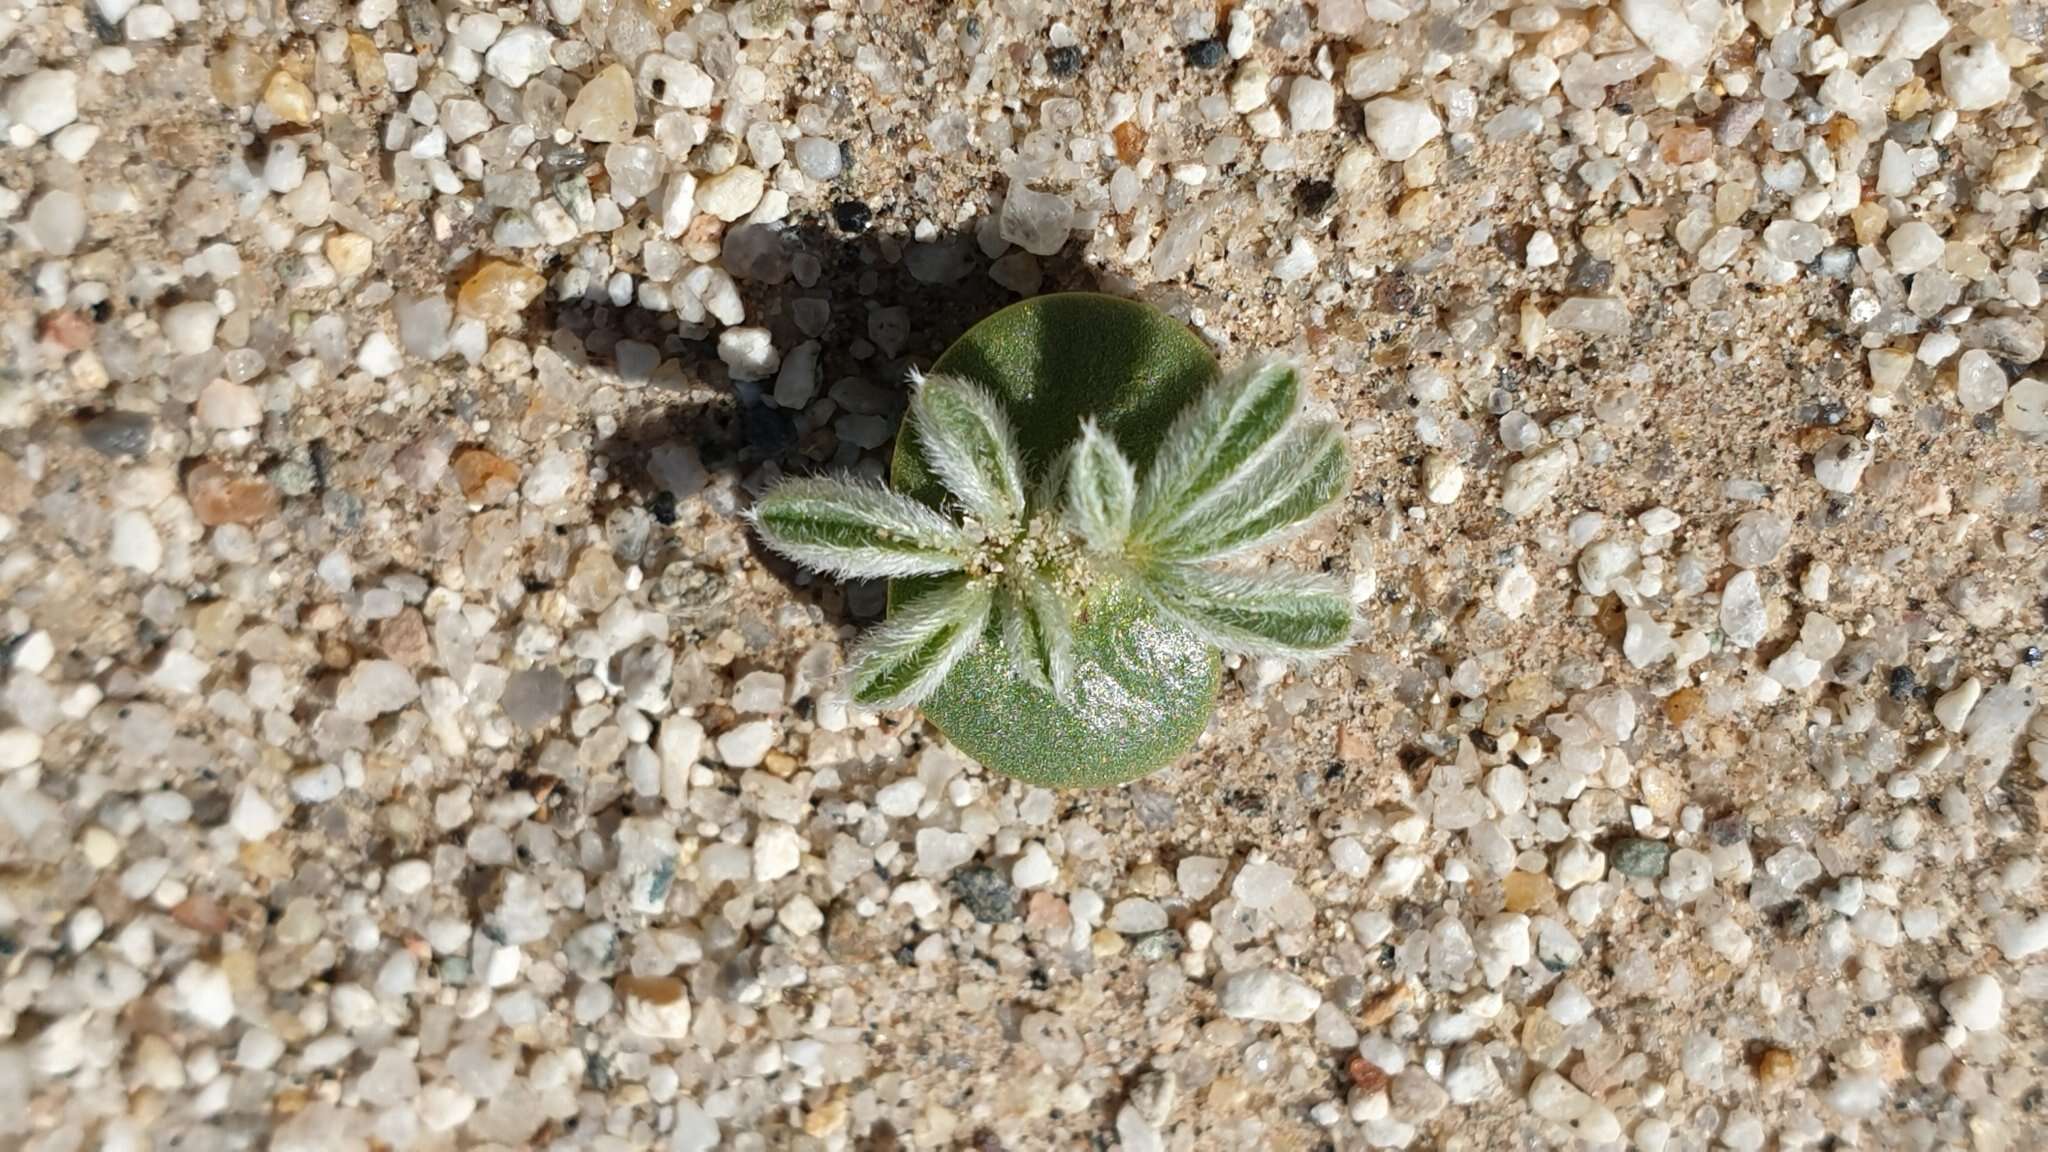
[
  {"left": 1336, "top": 722, "right": 1373, "bottom": 763},
  {"left": 171, "top": 895, "right": 230, "bottom": 935},
  {"left": 39, "top": 309, "right": 94, "bottom": 352},
  {"left": 1348, "top": 1055, "right": 1390, "bottom": 1092},
  {"left": 451, "top": 448, "right": 520, "bottom": 503},
  {"left": 456, "top": 260, "right": 545, "bottom": 326},
  {"left": 185, "top": 462, "right": 280, "bottom": 526},
  {"left": 1874, "top": 1034, "right": 1907, "bottom": 1080},
  {"left": 802, "top": 1095, "right": 849, "bottom": 1138},
  {"left": 681, "top": 211, "right": 726, "bottom": 263},
  {"left": 565, "top": 545, "right": 624, "bottom": 612},
  {"left": 262, "top": 70, "right": 317, "bottom": 125},
  {"left": 618, "top": 974, "right": 692, "bottom": 1038},
  {"left": 1657, "top": 125, "right": 1713, "bottom": 165},
  {"left": 1502, "top": 870, "right": 1556, "bottom": 914},
  {"left": 1359, "top": 983, "right": 1413, "bottom": 1028},
  {"left": 210, "top": 39, "right": 272, "bottom": 106},
  {"left": 1649, "top": 70, "right": 1691, "bottom": 108},
  {"left": 376, "top": 608, "right": 432, "bottom": 668},
  {"left": 1396, "top": 189, "right": 1436, "bottom": 229},
  {"left": 81, "top": 826, "right": 121, "bottom": 867},
  {"left": 1991, "top": 144, "right": 2043, "bottom": 192},
  {"left": 1025, "top": 890, "right": 1071, "bottom": 935},
  {"left": 345, "top": 33, "right": 386, "bottom": 94},
  {"left": 240, "top": 838, "right": 294, "bottom": 881},
  {"left": 1849, "top": 201, "right": 1889, "bottom": 248},
  {"left": 1757, "top": 1048, "right": 1798, "bottom": 1090},
  {"left": 325, "top": 232, "right": 373, "bottom": 278},
  {"left": 1663, "top": 687, "right": 1704, "bottom": 726},
  {"left": 1111, "top": 121, "right": 1146, "bottom": 164},
  {"left": 1205, "top": 1074, "right": 1248, "bottom": 1110},
  {"left": 563, "top": 63, "right": 637, "bottom": 142},
  {"left": 1519, "top": 299, "right": 1547, "bottom": 356},
  {"left": 1891, "top": 75, "right": 1932, "bottom": 118}
]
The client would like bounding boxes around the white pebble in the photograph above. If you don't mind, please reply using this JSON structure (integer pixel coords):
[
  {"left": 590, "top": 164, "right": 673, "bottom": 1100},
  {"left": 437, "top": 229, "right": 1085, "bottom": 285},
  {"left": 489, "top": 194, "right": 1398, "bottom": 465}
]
[
  {"left": 387, "top": 859, "right": 433, "bottom": 895},
  {"left": 1941, "top": 973, "right": 2002, "bottom": 1031},
  {"left": 752, "top": 822, "right": 802, "bottom": 882},
  {"left": 196, "top": 379, "right": 263, "bottom": 431},
  {"left": 1553, "top": 839, "right": 1605, "bottom": 890},
  {"left": 162, "top": 301, "right": 221, "bottom": 355},
  {"left": 1495, "top": 562, "right": 1536, "bottom": 619},
  {"left": 1616, "top": 0, "right": 1721, "bottom": 71},
  {"left": 1836, "top": 0, "right": 1950, "bottom": 60},
  {"left": 1934, "top": 677, "right": 1981, "bottom": 733},
  {"left": 335, "top": 660, "right": 420, "bottom": 719},
  {"left": 1361, "top": 96, "right": 1442, "bottom": 162},
  {"left": 875, "top": 778, "right": 925, "bottom": 818},
  {"left": 0, "top": 727, "right": 43, "bottom": 771},
  {"left": 1939, "top": 37, "right": 2011, "bottom": 111},
  {"left": 173, "top": 962, "right": 235, "bottom": 1029},
  {"left": 1500, "top": 443, "right": 1574, "bottom": 517},
  {"left": 1217, "top": 968, "right": 1321, "bottom": 1023},
  {"left": 1994, "top": 913, "right": 2048, "bottom": 959},
  {"left": 124, "top": 5, "right": 175, "bottom": 40},
  {"left": 1422, "top": 454, "right": 1466, "bottom": 504},
  {"left": 717, "top": 327, "right": 780, "bottom": 381},
  {"left": 27, "top": 191, "right": 86, "bottom": 256},
  {"left": 1955, "top": 349, "right": 2008, "bottom": 414},
  {"left": 483, "top": 25, "right": 554, "bottom": 88},
  {"left": 357, "top": 331, "right": 403, "bottom": 378},
  {"left": 2004, "top": 378, "right": 2048, "bottom": 433},
  {"left": 6, "top": 70, "right": 79, "bottom": 139},
  {"left": 1720, "top": 570, "right": 1767, "bottom": 650},
  {"left": 717, "top": 718, "right": 776, "bottom": 767},
  {"left": 1887, "top": 220, "right": 1944, "bottom": 274},
  {"left": 1012, "top": 843, "right": 1056, "bottom": 889},
  {"left": 1812, "top": 435, "right": 1872, "bottom": 493},
  {"left": 229, "top": 788, "right": 282, "bottom": 841},
  {"left": 695, "top": 166, "right": 766, "bottom": 223},
  {"left": 1287, "top": 76, "right": 1336, "bottom": 133}
]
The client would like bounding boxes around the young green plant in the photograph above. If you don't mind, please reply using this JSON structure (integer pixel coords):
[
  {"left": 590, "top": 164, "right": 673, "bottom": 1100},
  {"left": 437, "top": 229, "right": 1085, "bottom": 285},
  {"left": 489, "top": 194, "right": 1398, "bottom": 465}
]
[{"left": 751, "top": 334, "right": 1357, "bottom": 786}]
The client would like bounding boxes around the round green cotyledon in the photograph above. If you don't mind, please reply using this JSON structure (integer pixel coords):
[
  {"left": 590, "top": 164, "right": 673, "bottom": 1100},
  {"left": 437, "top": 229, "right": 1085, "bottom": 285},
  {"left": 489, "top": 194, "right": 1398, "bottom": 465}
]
[{"left": 888, "top": 293, "right": 1225, "bottom": 788}]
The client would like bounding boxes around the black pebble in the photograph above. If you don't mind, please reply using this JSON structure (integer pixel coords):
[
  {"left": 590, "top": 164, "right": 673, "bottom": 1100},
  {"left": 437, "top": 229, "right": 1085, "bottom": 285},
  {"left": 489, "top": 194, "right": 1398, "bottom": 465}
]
[
  {"left": 832, "top": 199, "right": 872, "bottom": 235},
  {"left": 1565, "top": 252, "right": 1614, "bottom": 292},
  {"left": 1294, "top": 178, "right": 1337, "bottom": 216},
  {"left": 1183, "top": 38, "right": 1226, "bottom": 69},
  {"left": 1046, "top": 45, "right": 1082, "bottom": 76},
  {"left": 1887, "top": 665, "right": 1919, "bottom": 701},
  {"left": 648, "top": 490, "right": 678, "bottom": 525},
  {"left": 87, "top": 6, "right": 122, "bottom": 44},
  {"left": 948, "top": 866, "right": 1017, "bottom": 924},
  {"left": 78, "top": 411, "right": 153, "bottom": 458}
]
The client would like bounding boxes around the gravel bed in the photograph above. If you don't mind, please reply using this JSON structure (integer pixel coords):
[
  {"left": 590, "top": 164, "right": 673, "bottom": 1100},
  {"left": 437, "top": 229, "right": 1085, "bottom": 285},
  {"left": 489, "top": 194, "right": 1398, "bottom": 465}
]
[{"left": 2, "top": 0, "right": 2046, "bottom": 1149}]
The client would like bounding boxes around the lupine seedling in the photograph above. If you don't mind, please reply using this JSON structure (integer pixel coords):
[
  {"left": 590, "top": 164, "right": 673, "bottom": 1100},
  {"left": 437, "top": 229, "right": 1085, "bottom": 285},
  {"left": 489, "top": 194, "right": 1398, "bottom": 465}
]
[{"left": 749, "top": 294, "right": 1356, "bottom": 787}]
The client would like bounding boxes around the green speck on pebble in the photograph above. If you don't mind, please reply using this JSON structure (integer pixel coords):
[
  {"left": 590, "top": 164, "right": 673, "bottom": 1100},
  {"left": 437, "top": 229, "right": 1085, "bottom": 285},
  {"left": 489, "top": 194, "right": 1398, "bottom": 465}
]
[{"left": 1611, "top": 838, "right": 1671, "bottom": 878}]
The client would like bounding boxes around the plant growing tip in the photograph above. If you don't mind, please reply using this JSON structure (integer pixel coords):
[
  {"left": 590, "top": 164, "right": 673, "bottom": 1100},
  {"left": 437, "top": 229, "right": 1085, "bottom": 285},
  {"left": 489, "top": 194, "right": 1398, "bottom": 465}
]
[{"left": 749, "top": 293, "right": 1357, "bottom": 788}]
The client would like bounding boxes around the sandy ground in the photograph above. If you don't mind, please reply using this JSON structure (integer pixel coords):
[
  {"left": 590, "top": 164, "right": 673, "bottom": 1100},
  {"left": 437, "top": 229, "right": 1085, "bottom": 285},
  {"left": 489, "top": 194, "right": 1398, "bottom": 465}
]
[{"left": 2, "top": 0, "right": 2046, "bottom": 1149}]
